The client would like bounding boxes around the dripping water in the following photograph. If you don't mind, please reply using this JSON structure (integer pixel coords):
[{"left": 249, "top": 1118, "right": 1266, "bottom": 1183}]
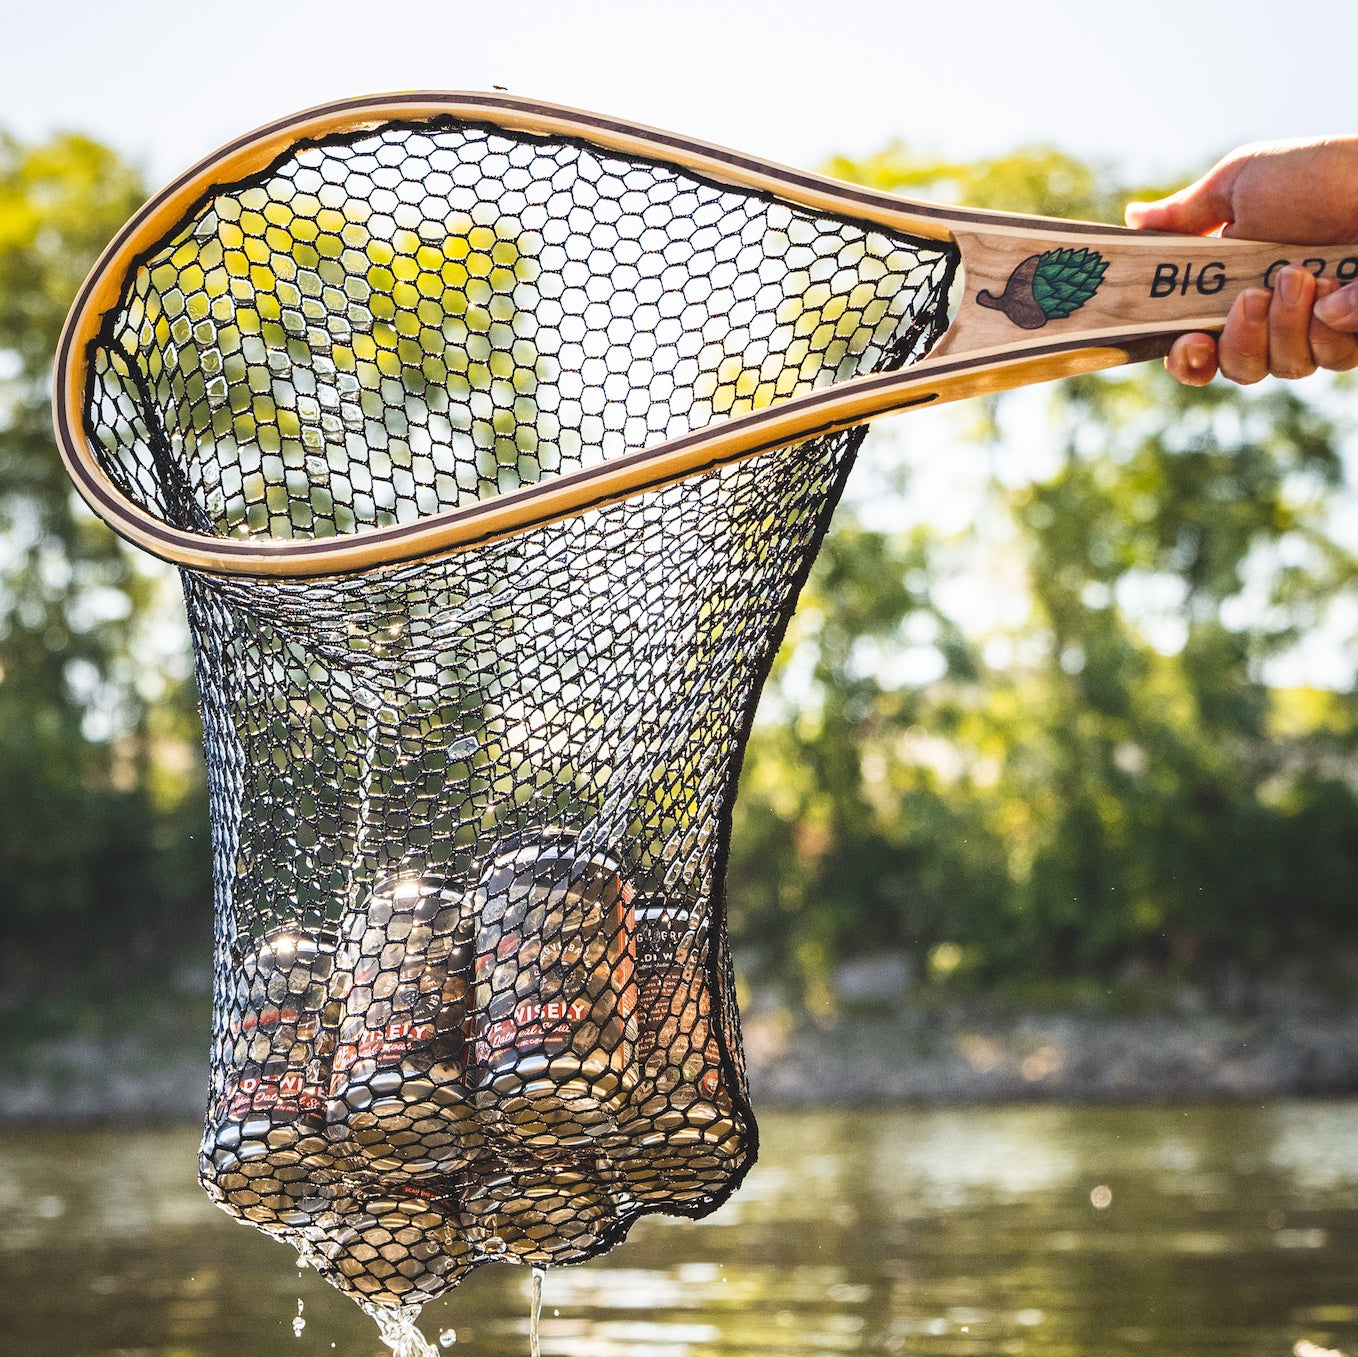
[
  {"left": 365, "top": 1302, "right": 442, "bottom": 1357},
  {"left": 529, "top": 1266, "right": 545, "bottom": 1357}
]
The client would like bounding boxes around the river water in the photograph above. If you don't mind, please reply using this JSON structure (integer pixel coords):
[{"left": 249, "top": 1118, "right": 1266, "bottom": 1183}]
[{"left": 2, "top": 1102, "right": 1356, "bottom": 1356}]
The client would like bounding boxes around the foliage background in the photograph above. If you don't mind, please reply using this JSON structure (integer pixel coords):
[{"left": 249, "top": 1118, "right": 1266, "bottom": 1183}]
[{"left": 1, "top": 133, "right": 1355, "bottom": 1040}]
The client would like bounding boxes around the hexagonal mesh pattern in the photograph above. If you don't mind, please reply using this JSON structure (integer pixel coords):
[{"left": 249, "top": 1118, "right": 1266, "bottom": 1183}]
[{"left": 76, "top": 114, "right": 957, "bottom": 1309}]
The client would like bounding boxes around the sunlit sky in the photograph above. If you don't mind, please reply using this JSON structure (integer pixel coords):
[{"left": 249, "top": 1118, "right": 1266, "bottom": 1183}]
[
  {"left": 7, "top": 0, "right": 1357, "bottom": 687},
  {"left": 5, "top": 0, "right": 1354, "bottom": 191}
]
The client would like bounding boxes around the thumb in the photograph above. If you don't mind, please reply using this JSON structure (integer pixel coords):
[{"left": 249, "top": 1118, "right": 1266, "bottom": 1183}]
[
  {"left": 1125, "top": 181, "right": 1232, "bottom": 236},
  {"left": 1125, "top": 157, "right": 1245, "bottom": 236}
]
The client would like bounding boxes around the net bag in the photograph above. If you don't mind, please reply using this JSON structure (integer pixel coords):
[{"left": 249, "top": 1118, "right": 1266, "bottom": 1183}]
[{"left": 70, "top": 107, "right": 958, "bottom": 1306}]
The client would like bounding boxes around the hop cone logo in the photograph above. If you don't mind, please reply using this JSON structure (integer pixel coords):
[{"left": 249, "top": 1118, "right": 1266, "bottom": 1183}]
[
  {"left": 976, "top": 247, "right": 1109, "bottom": 329},
  {"left": 1032, "top": 248, "right": 1108, "bottom": 320}
]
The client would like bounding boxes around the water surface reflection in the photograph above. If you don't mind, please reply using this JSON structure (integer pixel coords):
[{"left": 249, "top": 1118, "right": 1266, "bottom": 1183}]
[{"left": 1, "top": 1103, "right": 1355, "bottom": 1355}]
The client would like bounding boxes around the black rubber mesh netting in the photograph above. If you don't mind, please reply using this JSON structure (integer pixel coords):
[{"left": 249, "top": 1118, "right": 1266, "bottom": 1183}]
[{"left": 76, "top": 115, "right": 958, "bottom": 1306}]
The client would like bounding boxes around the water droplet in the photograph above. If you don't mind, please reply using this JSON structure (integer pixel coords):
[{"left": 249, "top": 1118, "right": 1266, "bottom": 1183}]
[
  {"left": 438, "top": 1331, "right": 457, "bottom": 1348},
  {"left": 449, "top": 735, "right": 478, "bottom": 759}
]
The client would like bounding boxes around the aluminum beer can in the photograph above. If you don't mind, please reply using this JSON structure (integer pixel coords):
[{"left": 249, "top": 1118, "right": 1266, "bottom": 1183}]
[
  {"left": 305, "top": 1181, "right": 474, "bottom": 1307},
  {"left": 471, "top": 830, "right": 638, "bottom": 1150},
  {"left": 460, "top": 1154, "right": 615, "bottom": 1266},
  {"left": 200, "top": 924, "right": 341, "bottom": 1228},
  {"left": 615, "top": 900, "right": 745, "bottom": 1206},
  {"left": 326, "top": 873, "right": 481, "bottom": 1175}
]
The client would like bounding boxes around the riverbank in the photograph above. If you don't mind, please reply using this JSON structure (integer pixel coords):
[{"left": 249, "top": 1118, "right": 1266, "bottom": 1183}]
[
  {"left": 4, "top": 988, "right": 1358, "bottom": 1123},
  {"left": 742, "top": 997, "right": 1358, "bottom": 1106}
]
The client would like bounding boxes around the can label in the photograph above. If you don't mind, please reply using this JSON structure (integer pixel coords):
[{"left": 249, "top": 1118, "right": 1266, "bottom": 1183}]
[
  {"left": 477, "top": 997, "right": 595, "bottom": 1061},
  {"left": 471, "top": 832, "right": 638, "bottom": 1090},
  {"left": 634, "top": 904, "right": 725, "bottom": 1099},
  {"left": 226, "top": 1064, "right": 327, "bottom": 1120},
  {"left": 212, "top": 925, "right": 336, "bottom": 1132},
  {"left": 232, "top": 1005, "right": 301, "bottom": 1036},
  {"left": 331, "top": 1017, "right": 440, "bottom": 1077}
]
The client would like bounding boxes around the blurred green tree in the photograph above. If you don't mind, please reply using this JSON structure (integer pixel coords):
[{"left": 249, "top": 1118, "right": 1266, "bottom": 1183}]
[
  {"left": 4, "top": 129, "right": 1357, "bottom": 1024},
  {"left": 729, "top": 146, "right": 1358, "bottom": 1001},
  {"left": 0, "top": 133, "right": 211, "bottom": 990}
]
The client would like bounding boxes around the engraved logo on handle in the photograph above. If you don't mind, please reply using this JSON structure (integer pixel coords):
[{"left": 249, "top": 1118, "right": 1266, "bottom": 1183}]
[{"left": 977, "top": 247, "right": 1109, "bottom": 330}]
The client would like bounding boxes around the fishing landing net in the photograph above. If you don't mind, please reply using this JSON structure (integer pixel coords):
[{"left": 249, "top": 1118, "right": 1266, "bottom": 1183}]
[{"left": 76, "top": 113, "right": 958, "bottom": 1306}]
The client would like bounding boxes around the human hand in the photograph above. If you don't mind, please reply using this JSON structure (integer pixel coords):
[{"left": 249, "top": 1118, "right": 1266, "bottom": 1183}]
[{"left": 1124, "top": 137, "right": 1358, "bottom": 385}]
